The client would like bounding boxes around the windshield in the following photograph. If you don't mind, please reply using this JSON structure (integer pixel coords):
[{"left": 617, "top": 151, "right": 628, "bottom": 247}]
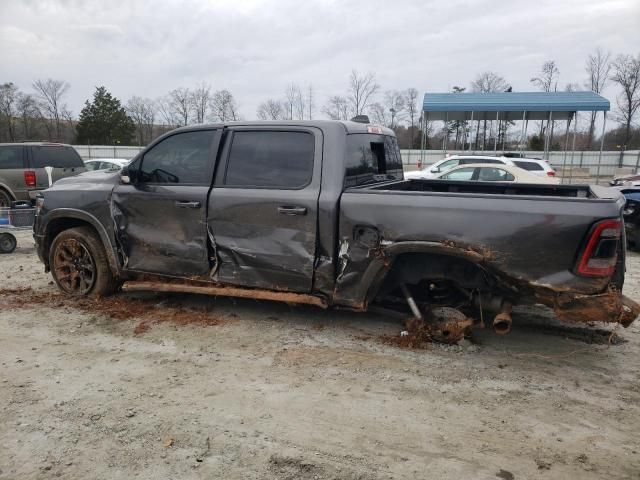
[{"left": 345, "top": 134, "right": 403, "bottom": 187}]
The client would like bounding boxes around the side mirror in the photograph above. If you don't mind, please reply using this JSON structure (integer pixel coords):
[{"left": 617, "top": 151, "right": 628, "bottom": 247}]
[
  {"left": 120, "top": 167, "right": 131, "bottom": 185},
  {"left": 430, "top": 167, "right": 439, "bottom": 173}
]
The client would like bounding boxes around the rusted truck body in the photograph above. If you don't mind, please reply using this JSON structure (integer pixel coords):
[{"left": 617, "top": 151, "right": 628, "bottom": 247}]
[{"left": 33, "top": 120, "right": 639, "bottom": 338}]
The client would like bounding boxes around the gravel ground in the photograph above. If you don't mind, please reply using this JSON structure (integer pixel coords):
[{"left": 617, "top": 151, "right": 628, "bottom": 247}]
[{"left": 1, "top": 231, "right": 639, "bottom": 479}]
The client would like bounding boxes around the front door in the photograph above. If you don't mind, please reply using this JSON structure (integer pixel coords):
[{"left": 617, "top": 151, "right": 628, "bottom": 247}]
[
  {"left": 112, "top": 129, "right": 219, "bottom": 277},
  {"left": 208, "top": 126, "right": 322, "bottom": 292}
]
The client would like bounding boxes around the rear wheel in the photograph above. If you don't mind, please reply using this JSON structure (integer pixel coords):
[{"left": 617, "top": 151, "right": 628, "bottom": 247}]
[
  {"left": 0, "top": 233, "right": 17, "bottom": 253},
  {"left": 49, "top": 227, "right": 117, "bottom": 297},
  {"left": 0, "top": 189, "right": 12, "bottom": 208}
]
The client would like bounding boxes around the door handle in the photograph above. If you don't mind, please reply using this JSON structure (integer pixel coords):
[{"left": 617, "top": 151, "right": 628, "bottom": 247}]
[
  {"left": 277, "top": 206, "right": 307, "bottom": 216},
  {"left": 175, "top": 200, "right": 201, "bottom": 209}
]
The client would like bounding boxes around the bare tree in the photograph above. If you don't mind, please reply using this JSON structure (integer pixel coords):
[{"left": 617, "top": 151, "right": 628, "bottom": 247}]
[
  {"left": 16, "top": 92, "right": 39, "bottom": 140},
  {"left": 32, "top": 78, "right": 70, "bottom": 141},
  {"left": 531, "top": 61, "right": 560, "bottom": 92},
  {"left": 168, "top": 87, "right": 191, "bottom": 126},
  {"left": 210, "top": 89, "right": 239, "bottom": 121},
  {"left": 584, "top": 48, "right": 612, "bottom": 148},
  {"left": 368, "top": 102, "right": 389, "bottom": 126},
  {"left": 294, "top": 86, "right": 306, "bottom": 120},
  {"left": 611, "top": 53, "right": 640, "bottom": 148},
  {"left": 257, "top": 99, "right": 284, "bottom": 120},
  {"left": 306, "top": 85, "right": 315, "bottom": 120},
  {"left": 383, "top": 90, "right": 406, "bottom": 128},
  {"left": 471, "top": 72, "right": 509, "bottom": 149},
  {"left": 126, "top": 96, "right": 156, "bottom": 145},
  {"left": 0, "top": 82, "right": 19, "bottom": 141},
  {"left": 323, "top": 95, "right": 349, "bottom": 120},
  {"left": 404, "top": 88, "right": 419, "bottom": 148},
  {"left": 348, "top": 70, "right": 379, "bottom": 117},
  {"left": 283, "top": 84, "right": 300, "bottom": 120},
  {"left": 190, "top": 82, "right": 211, "bottom": 124},
  {"left": 155, "top": 96, "right": 179, "bottom": 130}
]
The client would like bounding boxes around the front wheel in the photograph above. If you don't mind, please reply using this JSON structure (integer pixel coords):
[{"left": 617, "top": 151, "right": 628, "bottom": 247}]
[{"left": 49, "top": 227, "right": 117, "bottom": 297}]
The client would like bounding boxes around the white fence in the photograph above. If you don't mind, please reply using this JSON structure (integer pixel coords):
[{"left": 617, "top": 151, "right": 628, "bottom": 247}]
[{"left": 74, "top": 145, "right": 640, "bottom": 183}]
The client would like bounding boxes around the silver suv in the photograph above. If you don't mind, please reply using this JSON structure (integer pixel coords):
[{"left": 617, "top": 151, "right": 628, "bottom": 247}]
[{"left": 0, "top": 143, "right": 86, "bottom": 207}]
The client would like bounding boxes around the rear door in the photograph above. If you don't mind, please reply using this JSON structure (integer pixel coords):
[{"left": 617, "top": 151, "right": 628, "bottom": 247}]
[
  {"left": 208, "top": 126, "right": 321, "bottom": 292},
  {"left": 29, "top": 145, "right": 86, "bottom": 187},
  {"left": 112, "top": 129, "right": 220, "bottom": 276}
]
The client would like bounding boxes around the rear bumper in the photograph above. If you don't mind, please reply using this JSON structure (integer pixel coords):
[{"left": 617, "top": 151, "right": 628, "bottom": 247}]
[{"left": 553, "top": 289, "right": 639, "bottom": 327}]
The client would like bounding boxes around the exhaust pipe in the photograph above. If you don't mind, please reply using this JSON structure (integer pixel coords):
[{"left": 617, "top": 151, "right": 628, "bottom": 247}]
[{"left": 493, "top": 302, "right": 512, "bottom": 335}]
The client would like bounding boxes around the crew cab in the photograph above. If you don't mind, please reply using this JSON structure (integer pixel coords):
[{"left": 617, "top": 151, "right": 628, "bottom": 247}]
[{"left": 33, "top": 121, "right": 639, "bottom": 340}]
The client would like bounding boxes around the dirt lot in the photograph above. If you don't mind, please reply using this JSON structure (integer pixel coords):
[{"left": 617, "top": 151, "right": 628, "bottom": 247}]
[{"left": 1, "top": 231, "right": 639, "bottom": 480}]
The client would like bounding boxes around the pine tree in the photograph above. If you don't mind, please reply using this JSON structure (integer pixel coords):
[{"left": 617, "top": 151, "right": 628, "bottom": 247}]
[{"left": 76, "top": 86, "right": 135, "bottom": 144}]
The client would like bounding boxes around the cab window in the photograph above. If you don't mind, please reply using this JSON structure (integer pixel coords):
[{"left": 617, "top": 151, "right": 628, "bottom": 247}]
[{"left": 139, "top": 130, "right": 215, "bottom": 184}]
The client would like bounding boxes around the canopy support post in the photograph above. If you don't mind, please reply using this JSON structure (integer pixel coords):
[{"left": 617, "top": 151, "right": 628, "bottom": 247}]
[
  {"left": 494, "top": 111, "right": 499, "bottom": 153},
  {"left": 596, "top": 111, "right": 607, "bottom": 185},
  {"left": 561, "top": 113, "right": 572, "bottom": 184},
  {"left": 544, "top": 111, "right": 553, "bottom": 160},
  {"left": 467, "top": 111, "right": 474, "bottom": 151},
  {"left": 569, "top": 112, "right": 578, "bottom": 185},
  {"left": 420, "top": 112, "right": 427, "bottom": 167},
  {"left": 519, "top": 111, "right": 527, "bottom": 152},
  {"left": 443, "top": 112, "right": 449, "bottom": 156}
]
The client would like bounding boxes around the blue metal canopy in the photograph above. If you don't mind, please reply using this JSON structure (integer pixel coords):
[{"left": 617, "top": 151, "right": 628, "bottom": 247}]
[{"left": 422, "top": 91, "right": 610, "bottom": 121}]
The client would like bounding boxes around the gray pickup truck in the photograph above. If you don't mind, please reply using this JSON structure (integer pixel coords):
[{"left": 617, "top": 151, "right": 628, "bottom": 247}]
[{"left": 33, "top": 120, "right": 639, "bottom": 340}]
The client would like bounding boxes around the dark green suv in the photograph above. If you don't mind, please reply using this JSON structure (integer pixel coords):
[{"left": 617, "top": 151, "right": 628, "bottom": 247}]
[{"left": 0, "top": 143, "right": 86, "bottom": 207}]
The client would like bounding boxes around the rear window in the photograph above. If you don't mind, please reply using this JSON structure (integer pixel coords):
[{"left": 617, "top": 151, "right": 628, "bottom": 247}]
[
  {"left": 32, "top": 146, "right": 84, "bottom": 168},
  {"left": 224, "top": 131, "right": 314, "bottom": 189},
  {"left": 0, "top": 146, "right": 23, "bottom": 169},
  {"left": 514, "top": 160, "right": 543, "bottom": 171},
  {"left": 345, "top": 134, "right": 403, "bottom": 187}
]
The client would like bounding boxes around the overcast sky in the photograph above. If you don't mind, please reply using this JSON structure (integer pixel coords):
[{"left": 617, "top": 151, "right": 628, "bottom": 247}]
[{"left": 1, "top": 0, "right": 639, "bottom": 120}]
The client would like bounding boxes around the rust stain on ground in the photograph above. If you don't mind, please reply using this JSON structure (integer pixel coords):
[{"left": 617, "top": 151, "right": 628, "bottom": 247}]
[{"left": 0, "top": 287, "right": 228, "bottom": 334}]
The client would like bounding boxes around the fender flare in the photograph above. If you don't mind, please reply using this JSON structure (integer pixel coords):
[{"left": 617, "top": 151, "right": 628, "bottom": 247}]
[
  {"left": 43, "top": 208, "right": 121, "bottom": 275},
  {"left": 0, "top": 182, "right": 16, "bottom": 199}
]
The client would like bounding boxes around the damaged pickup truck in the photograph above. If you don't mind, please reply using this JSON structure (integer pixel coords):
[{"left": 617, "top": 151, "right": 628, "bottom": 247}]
[{"left": 33, "top": 120, "right": 639, "bottom": 341}]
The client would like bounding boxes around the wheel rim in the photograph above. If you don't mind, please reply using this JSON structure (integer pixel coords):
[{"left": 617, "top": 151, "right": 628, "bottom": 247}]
[
  {"left": 52, "top": 238, "right": 96, "bottom": 294},
  {"left": 0, "top": 192, "right": 9, "bottom": 208}
]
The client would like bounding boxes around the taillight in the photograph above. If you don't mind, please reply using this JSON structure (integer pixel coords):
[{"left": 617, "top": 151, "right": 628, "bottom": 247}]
[
  {"left": 24, "top": 170, "right": 36, "bottom": 188},
  {"left": 576, "top": 219, "right": 621, "bottom": 277},
  {"left": 547, "top": 171, "right": 556, "bottom": 177}
]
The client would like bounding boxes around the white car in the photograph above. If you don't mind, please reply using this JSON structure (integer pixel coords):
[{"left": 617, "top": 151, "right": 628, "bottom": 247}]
[
  {"left": 84, "top": 158, "right": 130, "bottom": 172},
  {"left": 405, "top": 155, "right": 556, "bottom": 180},
  {"left": 435, "top": 163, "right": 560, "bottom": 184}
]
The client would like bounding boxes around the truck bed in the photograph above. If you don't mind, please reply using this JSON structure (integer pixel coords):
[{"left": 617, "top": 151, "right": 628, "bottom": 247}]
[{"left": 340, "top": 179, "right": 625, "bottom": 294}]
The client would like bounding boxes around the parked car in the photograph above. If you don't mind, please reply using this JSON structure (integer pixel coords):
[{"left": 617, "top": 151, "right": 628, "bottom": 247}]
[
  {"left": 84, "top": 158, "right": 130, "bottom": 172},
  {"left": 33, "top": 120, "right": 638, "bottom": 342},
  {"left": 610, "top": 172, "right": 640, "bottom": 187},
  {"left": 405, "top": 154, "right": 555, "bottom": 180},
  {"left": 0, "top": 142, "right": 86, "bottom": 207},
  {"left": 621, "top": 188, "right": 640, "bottom": 250},
  {"left": 435, "top": 163, "right": 560, "bottom": 184}
]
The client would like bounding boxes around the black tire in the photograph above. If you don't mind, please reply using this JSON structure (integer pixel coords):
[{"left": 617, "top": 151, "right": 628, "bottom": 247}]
[
  {"left": 0, "top": 189, "right": 12, "bottom": 208},
  {"left": 0, "top": 233, "right": 17, "bottom": 254},
  {"left": 49, "top": 226, "right": 117, "bottom": 297}
]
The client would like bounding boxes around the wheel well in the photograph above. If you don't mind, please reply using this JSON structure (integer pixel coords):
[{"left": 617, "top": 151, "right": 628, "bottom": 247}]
[
  {"left": 44, "top": 218, "right": 103, "bottom": 266},
  {"left": 0, "top": 186, "right": 15, "bottom": 201},
  {"left": 374, "top": 252, "right": 496, "bottom": 303}
]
